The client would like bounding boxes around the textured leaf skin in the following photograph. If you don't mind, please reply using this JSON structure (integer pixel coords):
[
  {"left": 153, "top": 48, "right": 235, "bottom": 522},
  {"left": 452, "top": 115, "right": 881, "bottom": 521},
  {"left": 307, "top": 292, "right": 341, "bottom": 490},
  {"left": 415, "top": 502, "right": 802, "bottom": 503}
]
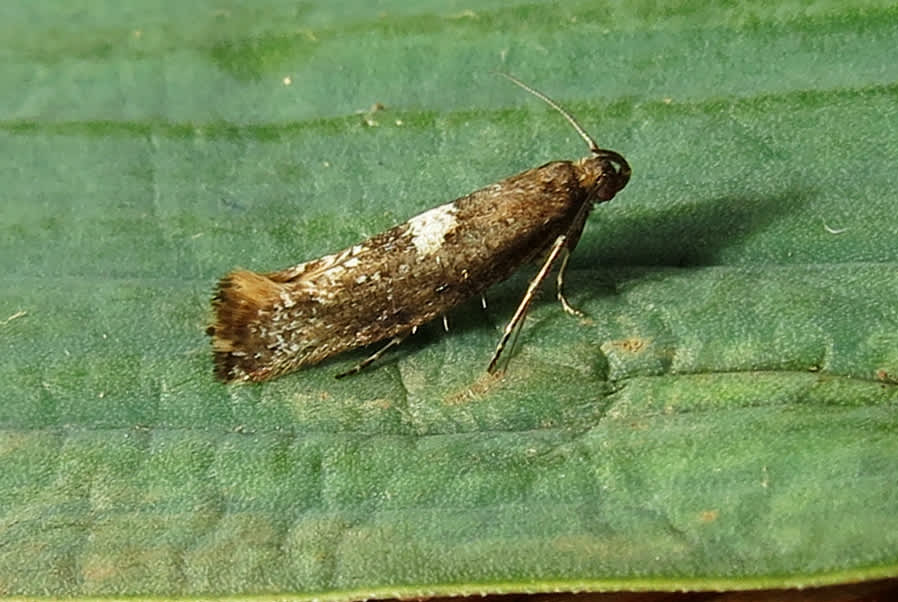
[{"left": 2, "top": 0, "right": 898, "bottom": 598}]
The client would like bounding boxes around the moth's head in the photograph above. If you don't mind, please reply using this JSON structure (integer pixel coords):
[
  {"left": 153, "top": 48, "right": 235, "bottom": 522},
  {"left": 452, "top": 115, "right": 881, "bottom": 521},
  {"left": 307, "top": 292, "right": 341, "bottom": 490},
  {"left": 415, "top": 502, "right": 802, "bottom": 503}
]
[{"left": 578, "top": 150, "right": 631, "bottom": 203}]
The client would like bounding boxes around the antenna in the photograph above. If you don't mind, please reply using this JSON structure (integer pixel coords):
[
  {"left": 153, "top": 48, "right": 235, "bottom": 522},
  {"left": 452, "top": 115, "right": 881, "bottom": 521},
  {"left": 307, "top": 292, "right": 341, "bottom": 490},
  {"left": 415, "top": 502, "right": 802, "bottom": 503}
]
[{"left": 496, "top": 72, "right": 601, "bottom": 155}]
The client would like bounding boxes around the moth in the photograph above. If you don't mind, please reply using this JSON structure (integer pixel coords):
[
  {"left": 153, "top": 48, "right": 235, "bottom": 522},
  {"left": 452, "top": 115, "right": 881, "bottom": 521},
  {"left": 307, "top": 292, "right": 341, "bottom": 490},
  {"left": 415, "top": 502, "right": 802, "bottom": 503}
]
[{"left": 208, "top": 74, "right": 631, "bottom": 382}]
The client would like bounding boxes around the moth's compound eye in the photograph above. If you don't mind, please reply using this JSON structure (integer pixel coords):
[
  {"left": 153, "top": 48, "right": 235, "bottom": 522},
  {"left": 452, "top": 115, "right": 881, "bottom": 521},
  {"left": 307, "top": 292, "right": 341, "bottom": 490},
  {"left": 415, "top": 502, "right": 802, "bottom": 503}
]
[
  {"left": 594, "top": 151, "right": 630, "bottom": 201},
  {"left": 593, "top": 160, "right": 628, "bottom": 202}
]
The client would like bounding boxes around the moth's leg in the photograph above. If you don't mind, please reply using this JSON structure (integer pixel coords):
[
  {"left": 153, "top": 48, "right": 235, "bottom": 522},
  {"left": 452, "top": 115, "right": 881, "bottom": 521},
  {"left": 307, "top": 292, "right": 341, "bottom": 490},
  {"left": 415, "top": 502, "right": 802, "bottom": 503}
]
[
  {"left": 487, "top": 234, "right": 568, "bottom": 373},
  {"left": 556, "top": 246, "right": 586, "bottom": 318},
  {"left": 336, "top": 336, "right": 404, "bottom": 379}
]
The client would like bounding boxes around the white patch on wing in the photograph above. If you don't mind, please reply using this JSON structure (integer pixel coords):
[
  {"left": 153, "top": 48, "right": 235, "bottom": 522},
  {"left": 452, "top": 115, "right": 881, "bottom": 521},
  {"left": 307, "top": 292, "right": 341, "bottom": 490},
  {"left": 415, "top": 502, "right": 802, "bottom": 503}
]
[{"left": 406, "top": 203, "right": 457, "bottom": 257}]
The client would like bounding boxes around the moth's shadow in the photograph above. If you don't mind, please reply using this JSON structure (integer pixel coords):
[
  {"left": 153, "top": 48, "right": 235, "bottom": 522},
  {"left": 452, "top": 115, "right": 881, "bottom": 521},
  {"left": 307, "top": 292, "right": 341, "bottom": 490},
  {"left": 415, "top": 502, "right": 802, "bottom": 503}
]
[{"left": 586, "top": 189, "right": 807, "bottom": 268}]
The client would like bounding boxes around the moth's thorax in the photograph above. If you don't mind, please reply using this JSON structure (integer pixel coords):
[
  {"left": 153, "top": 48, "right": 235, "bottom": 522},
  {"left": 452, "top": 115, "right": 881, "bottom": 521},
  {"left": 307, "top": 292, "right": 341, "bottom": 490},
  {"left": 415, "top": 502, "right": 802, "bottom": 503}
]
[{"left": 574, "top": 151, "right": 631, "bottom": 203}]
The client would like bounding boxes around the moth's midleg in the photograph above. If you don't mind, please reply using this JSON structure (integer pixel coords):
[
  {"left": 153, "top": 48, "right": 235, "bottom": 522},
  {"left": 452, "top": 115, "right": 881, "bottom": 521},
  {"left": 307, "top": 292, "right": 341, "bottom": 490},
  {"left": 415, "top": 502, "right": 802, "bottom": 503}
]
[
  {"left": 556, "top": 247, "right": 585, "bottom": 318},
  {"left": 487, "top": 234, "right": 569, "bottom": 373}
]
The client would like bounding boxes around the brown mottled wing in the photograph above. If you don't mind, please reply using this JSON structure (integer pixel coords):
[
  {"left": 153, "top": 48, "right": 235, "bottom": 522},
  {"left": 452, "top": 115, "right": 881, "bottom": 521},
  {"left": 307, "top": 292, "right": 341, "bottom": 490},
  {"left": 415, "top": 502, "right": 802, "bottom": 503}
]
[{"left": 210, "top": 160, "right": 590, "bottom": 381}]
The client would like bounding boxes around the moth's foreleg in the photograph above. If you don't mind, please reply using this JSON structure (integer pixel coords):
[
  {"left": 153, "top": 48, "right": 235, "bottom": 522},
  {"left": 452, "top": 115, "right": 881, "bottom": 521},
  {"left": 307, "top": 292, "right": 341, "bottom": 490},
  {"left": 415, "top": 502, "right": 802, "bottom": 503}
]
[
  {"left": 336, "top": 336, "right": 405, "bottom": 379},
  {"left": 556, "top": 246, "right": 586, "bottom": 318},
  {"left": 487, "top": 234, "right": 569, "bottom": 374}
]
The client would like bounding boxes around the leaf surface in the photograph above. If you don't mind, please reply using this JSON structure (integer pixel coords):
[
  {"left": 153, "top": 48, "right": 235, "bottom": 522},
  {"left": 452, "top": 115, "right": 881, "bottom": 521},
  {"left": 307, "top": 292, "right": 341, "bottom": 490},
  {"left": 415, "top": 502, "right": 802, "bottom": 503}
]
[{"left": 2, "top": 0, "right": 898, "bottom": 598}]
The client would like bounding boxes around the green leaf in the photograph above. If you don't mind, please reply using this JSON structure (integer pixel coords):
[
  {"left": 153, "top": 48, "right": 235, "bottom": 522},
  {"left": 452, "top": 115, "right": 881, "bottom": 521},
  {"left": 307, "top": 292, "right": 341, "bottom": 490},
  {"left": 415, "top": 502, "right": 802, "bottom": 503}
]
[{"left": 2, "top": 0, "right": 898, "bottom": 598}]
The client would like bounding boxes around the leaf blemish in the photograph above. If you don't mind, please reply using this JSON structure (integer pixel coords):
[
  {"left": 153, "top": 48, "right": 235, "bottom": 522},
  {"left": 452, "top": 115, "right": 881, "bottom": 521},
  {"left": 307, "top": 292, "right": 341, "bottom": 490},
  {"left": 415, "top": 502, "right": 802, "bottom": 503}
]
[
  {"left": 699, "top": 510, "right": 720, "bottom": 523},
  {"left": 607, "top": 337, "right": 650, "bottom": 354}
]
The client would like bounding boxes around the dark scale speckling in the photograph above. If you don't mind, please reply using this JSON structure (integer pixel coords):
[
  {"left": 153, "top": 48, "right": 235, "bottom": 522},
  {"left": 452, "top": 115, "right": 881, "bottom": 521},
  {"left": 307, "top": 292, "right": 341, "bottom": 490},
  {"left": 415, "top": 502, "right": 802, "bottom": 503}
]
[{"left": 208, "top": 75, "right": 630, "bottom": 382}]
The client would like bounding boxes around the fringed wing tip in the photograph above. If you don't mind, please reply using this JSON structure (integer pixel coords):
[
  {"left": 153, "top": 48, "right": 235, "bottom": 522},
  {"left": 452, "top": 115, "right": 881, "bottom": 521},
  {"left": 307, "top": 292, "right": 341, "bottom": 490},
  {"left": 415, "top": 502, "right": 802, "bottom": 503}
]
[
  {"left": 212, "top": 347, "right": 241, "bottom": 383},
  {"left": 207, "top": 269, "right": 280, "bottom": 383}
]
